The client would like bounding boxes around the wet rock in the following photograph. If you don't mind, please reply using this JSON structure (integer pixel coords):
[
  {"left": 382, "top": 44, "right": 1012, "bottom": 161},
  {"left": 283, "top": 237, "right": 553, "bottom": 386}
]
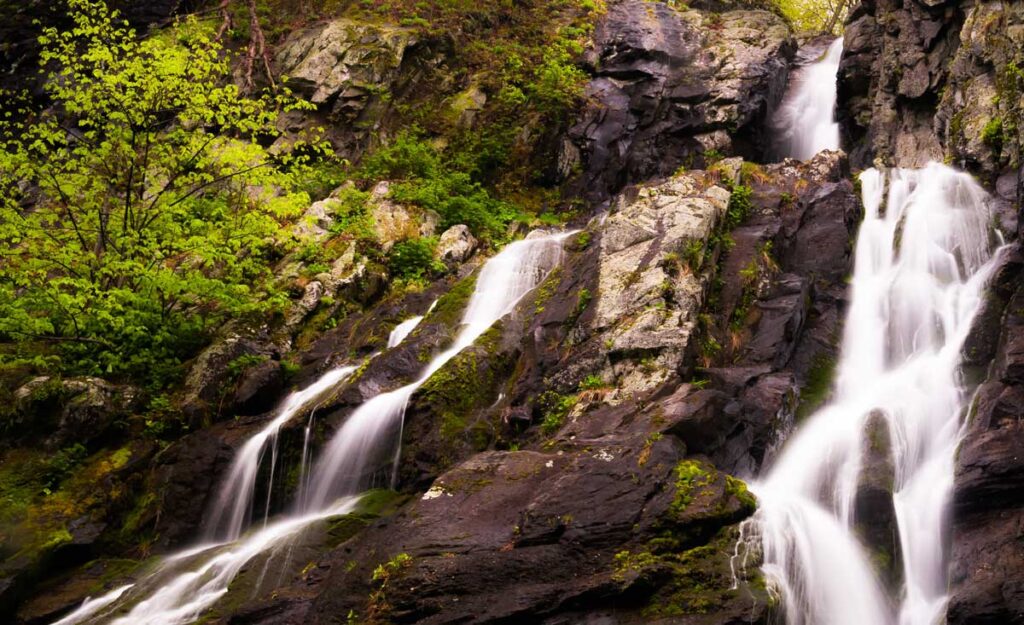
[
  {"left": 436, "top": 225, "right": 478, "bottom": 264},
  {"left": 149, "top": 424, "right": 241, "bottom": 550},
  {"left": 304, "top": 439, "right": 765, "bottom": 625},
  {"left": 233, "top": 360, "right": 285, "bottom": 417},
  {"left": 180, "top": 335, "right": 278, "bottom": 422},
  {"left": 837, "top": 0, "right": 957, "bottom": 168},
  {"left": 949, "top": 245, "right": 1024, "bottom": 624},
  {"left": 839, "top": 0, "right": 1024, "bottom": 198},
  {"left": 12, "top": 377, "right": 139, "bottom": 450},
  {"left": 569, "top": 1, "right": 795, "bottom": 202},
  {"left": 854, "top": 411, "right": 902, "bottom": 588}
]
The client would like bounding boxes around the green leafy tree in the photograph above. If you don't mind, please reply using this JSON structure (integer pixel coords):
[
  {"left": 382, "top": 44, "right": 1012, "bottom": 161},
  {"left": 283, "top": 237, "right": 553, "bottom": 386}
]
[
  {"left": 777, "top": 0, "right": 849, "bottom": 34},
  {"left": 0, "top": 0, "right": 320, "bottom": 384}
]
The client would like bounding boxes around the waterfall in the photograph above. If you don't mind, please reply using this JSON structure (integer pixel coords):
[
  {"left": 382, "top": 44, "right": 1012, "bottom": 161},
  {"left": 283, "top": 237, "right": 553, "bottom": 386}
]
[
  {"left": 203, "top": 365, "right": 357, "bottom": 541},
  {"left": 53, "top": 230, "right": 573, "bottom": 625},
  {"left": 387, "top": 316, "right": 424, "bottom": 348},
  {"left": 750, "top": 163, "right": 1001, "bottom": 625},
  {"left": 771, "top": 37, "right": 843, "bottom": 160},
  {"left": 304, "top": 231, "right": 573, "bottom": 509}
]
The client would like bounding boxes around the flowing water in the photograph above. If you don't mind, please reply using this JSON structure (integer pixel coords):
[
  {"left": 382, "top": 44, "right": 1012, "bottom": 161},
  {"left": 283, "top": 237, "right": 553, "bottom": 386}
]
[
  {"left": 771, "top": 37, "right": 843, "bottom": 160},
  {"left": 204, "top": 365, "right": 357, "bottom": 541},
  {"left": 56, "top": 230, "right": 573, "bottom": 625},
  {"left": 387, "top": 316, "right": 424, "bottom": 348},
  {"left": 304, "top": 231, "right": 573, "bottom": 509},
  {"left": 748, "top": 163, "right": 1002, "bottom": 625}
]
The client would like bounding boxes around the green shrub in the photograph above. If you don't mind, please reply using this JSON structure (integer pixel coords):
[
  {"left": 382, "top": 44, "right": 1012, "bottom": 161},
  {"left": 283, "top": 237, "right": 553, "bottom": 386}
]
[
  {"left": 724, "top": 185, "right": 753, "bottom": 230},
  {"left": 359, "top": 132, "right": 523, "bottom": 241},
  {"left": 982, "top": 117, "right": 1004, "bottom": 152},
  {"left": 388, "top": 238, "right": 444, "bottom": 280}
]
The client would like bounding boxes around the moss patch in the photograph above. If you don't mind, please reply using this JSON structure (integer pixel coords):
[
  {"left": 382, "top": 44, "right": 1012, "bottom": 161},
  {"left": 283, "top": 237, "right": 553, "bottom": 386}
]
[{"left": 796, "top": 353, "right": 836, "bottom": 420}]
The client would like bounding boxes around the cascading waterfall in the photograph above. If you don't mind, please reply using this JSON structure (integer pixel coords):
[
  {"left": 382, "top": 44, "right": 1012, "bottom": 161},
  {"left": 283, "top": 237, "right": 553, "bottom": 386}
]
[
  {"left": 748, "top": 163, "right": 1002, "bottom": 625},
  {"left": 304, "top": 231, "right": 573, "bottom": 509},
  {"left": 54, "top": 230, "right": 573, "bottom": 625},
  {"left": 204, "top": 365, "right": 357, "bottom": 541},
  {"left": 771, "top": 37, "right": 843, "bottom": 160},
  {"left": 388, "top": 310, "right": 430, "bottom": 348}
]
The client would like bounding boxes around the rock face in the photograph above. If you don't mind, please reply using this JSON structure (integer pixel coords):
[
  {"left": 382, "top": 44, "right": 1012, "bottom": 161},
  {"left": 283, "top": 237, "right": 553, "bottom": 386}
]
[
  {"left": 11, "top": 377, "right": 140, "bottom": 450},
  {"left": 569, "top": 0, "right": 795, "bottom": 203},
  {"left": 436, "top": 225, "right": 478, "bottom": 264},
  {"left": 949, "top": 246, "right": 1024, "bottom": 625},
  {"left": 273, "top": 19, "right": 446, "bottom": 160},
  {"left": 839, "top": 0, "right": 1024, "bottom": 210}
]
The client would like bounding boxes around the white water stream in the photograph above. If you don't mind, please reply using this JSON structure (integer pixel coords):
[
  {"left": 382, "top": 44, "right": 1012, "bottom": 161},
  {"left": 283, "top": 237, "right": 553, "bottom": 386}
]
[
  {"left": 748, "top": 163, "right": 1001, "bottom": 625},
  {"left": 55, "top": 230, "right": 572, "bottom": 624},
  {"left": 304, "top": 232, "right": 573, "bottom": 509},
  {"left": 772, "top": 37, "right": 843, "bottom": 160},
  {"left": 204, "top": 365, "right": 357, "bottom": 541}
]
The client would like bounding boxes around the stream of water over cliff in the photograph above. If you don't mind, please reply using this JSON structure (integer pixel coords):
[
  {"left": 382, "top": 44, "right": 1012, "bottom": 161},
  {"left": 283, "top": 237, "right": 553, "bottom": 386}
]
[
  {"left": 748, "top": 37, "right": 1003, "bottom": 625},
  {"left": 771, "top": 37, "right": 843, "bottom": 161},
  {"left": 54, "top": 231, "right": 574, "bottom": 625}
]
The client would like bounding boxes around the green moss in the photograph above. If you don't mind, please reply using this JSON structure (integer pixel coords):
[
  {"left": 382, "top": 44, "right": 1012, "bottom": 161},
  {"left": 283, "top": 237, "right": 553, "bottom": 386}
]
[
  {"left": 611, "top": 549, "right": 659, "bottom": 582},
  {"left": 426, "top": 273, "right": 478, "bottom": 328},
  {"left": 724, "top": 475, "right": 757, "bottom": 511},
  {"left": 566, "top": 287, "right": 592, "bottom": 327},
  {"left": 982, "top": 117, "right": 1004, "bottom": 153},
  {"left": 670, "top": 460, "right": 714, "bottom": 514},
  {"left": 532, "top": 266, "right": 562, "bottom": 315},
  {"left": 796, "top": 353, "right": 836, "bottom": 420},
  {"left": 420, "top": 325, "right": 509, "bottom": 452}
]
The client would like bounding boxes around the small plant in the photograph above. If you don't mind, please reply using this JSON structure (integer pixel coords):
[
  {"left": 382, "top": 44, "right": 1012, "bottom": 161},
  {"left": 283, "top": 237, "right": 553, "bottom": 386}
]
[
  {"left": 568, "top": 288, "right": 592, "bottom": 326},
  {"left": 388, "top": 238, "right": 444, "bottom": 280},
  {"left": 579, "top": 374, "right": 606, "bottom": 390},
  {"left": 227, "top": 354, "right": 269, "bottom": 378},
  {"left": 703, "top": 149, "right": 725, "bottom": 164},
  {"left": 724, "top": 184, "right": 753, "bottom": 229},
  {"left": 682, "top": 240, "right": 705, "bottom": 271},
  {"left": 537, "top": 391, "right": 578, "bottom": 434},
  {"left": 982, "top": 117, "right": 1004, "bottom": 152},
  {"left": 372, "top": 552, "right": 413, "bottom": 583}
]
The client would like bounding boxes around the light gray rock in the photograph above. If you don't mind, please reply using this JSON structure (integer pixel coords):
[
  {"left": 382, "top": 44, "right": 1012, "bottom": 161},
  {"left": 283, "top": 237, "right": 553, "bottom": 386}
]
[
  {"left": 436, "top": 225, "right": 478, "bottom": 264},
  {"left": 594, "top": 172, "right": 731, "bottom": 396},
  {"left": 275, "top": 19, "right": 414, "bottom": 112}
]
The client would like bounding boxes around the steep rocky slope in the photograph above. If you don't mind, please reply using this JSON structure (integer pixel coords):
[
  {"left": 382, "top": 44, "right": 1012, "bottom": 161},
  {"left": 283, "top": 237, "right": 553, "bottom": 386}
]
[{"left": 2, "top": 0, "right": 1021, "bottom": 624}]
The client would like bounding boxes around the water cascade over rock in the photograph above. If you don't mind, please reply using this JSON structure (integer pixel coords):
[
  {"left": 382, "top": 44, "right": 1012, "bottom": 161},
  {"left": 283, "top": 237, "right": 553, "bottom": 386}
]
[
  {"left": 748, "top": 163, "right": 1002, "bottom": 625},
  {"left": 204, "top": 365, "right": 357, "bottom": 541},
  {"left": 770, "top": 37, "right": 843, "bottom": 161},
  {"left": 305, "top": 232, "right": 573, "bottom": 509},
  {"left": 51, "top": 231, "right": 574, "bottom": 625}
]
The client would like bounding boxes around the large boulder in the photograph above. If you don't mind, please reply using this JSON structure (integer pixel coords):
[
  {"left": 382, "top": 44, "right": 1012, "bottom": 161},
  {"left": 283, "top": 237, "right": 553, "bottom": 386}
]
[
  {"left": 568, "top": 0, "right": 795, "bottom": 203},
  {"left": 11, "top": 377, "right": 140, "bottom": 450}
]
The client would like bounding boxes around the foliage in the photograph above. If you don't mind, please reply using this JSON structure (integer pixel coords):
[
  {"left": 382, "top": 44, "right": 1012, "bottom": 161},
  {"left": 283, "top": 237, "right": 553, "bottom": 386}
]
[
  {"left": 982, "top": 117, "right": 1004, "bottom": 152},
  {"left": 670, "top": 460, "right": 713, "bottom": 514},
  {"left": 0, "top": 0, "right": 322, "bottom": 386},
  {"left": 360, "top": 132, "right": 523, "bottom": 241},
  {"left": 537, "top": 390, "right": 578, "bottom": 434},
  {"left": 776, "top": 0, "right": 850, "bottom": 34},
  {"left": 723, "top": 185, "right": 753, "bottom": 230},
  {"left": 388, "top": 238, "right": 444, "bottom": 280}
]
